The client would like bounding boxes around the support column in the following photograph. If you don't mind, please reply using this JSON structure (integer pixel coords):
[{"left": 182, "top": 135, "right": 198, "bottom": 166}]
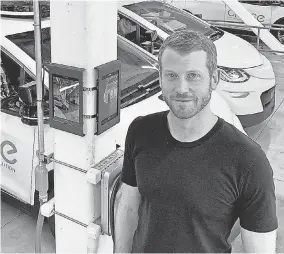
[{"left": 50, "top": 1, "right": 117, "bottom": 252}]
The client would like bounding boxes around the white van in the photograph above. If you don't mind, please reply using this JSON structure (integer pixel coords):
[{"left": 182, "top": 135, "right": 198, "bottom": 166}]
[{"left": 169, "top": 0, "right": 284, "bottom": 44}]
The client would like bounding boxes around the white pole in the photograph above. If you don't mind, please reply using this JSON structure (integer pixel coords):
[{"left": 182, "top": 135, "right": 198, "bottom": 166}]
[
  {"left": 50, "top": 1, "right": 118, "bottom": 252},
  {"left": 33, "top": 0, "right": 45, "bottom": 164}
]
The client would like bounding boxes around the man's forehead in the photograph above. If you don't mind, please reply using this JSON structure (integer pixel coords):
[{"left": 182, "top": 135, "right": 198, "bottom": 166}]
[
  {"left": 162, "top": 47, "right": 207, "bottom": 61},
  {"left": 161, "top": 48, "right": 207, "bottom": 70}
]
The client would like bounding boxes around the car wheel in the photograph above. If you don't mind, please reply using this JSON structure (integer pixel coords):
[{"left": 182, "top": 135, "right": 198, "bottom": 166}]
[
  {"left": 272, "top": 19, "right": 284, "bottom": 45},
  {"left": 48, "top": 189, "right": 55, "bottom": 238}
]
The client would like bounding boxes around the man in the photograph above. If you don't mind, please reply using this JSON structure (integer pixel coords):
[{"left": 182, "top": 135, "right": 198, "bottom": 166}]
[{"left": 114, "top": 30, "right": 278, "bottom": 253}]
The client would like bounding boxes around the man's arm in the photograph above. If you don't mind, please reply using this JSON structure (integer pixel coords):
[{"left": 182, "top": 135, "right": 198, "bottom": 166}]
[
  {"left": 241, "top": 227, "right": 277, "bottom": 253},
  {"left": 237, "top": 148, "right": 278, "bottom": 253},
  {"left": 114, "top": 183, "right": 141, "bottom": 253}
]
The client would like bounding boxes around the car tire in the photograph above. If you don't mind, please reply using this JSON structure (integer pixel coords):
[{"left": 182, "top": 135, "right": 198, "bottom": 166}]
[{"left": 271, "top": 19, "right": 284, "bottom": 45}]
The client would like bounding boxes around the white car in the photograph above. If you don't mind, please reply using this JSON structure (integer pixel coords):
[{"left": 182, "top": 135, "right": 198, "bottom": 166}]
[
  {"left": 169, "top": 0, "right": 284, "bottom": 44},
  {"left": 1, "top": 17, "right": 245, "bottom": 236},
  {"left": 118, "top": 0, "right": 276, "bottom": 127}
]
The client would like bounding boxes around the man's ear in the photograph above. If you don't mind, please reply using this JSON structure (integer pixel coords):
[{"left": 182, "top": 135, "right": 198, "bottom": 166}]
[
  {"left": 157, "top": 66, "right": 162, "bottom": 88},
  {"left": 159, "top": 75, "right": 162, "bottom": 89},
  {"left": 211, "top": 68, "right": 220, "bottom": 90}
]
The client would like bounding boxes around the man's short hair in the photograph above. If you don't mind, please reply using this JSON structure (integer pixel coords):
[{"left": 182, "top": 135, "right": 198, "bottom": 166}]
[{"left": 158, "top": 30, "right": 217, "bottom": 77}]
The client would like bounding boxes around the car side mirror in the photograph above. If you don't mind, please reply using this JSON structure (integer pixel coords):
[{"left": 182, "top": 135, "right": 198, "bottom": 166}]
[
  {"left": 18, "top": 81, "right": 49, "bottom": 126},
  {"left": 194, "top": 14, "right": 202, "bottom": 19}
]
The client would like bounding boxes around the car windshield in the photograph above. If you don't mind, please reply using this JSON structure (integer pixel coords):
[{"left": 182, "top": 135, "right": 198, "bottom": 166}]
[
  {"left": 6, "top": 28, "right": 160, "bottom": 109},
  {"left": 124, "top": 0, "right": 214, "bottom": 35}
]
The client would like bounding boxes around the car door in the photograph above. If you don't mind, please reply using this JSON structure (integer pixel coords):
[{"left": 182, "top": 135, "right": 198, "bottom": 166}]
[
  {"left": 1, "top": 49, "right": 37, "bottom": 205},
  {"left": 225, "top": 0, "right": 272, "bottom": 25}
]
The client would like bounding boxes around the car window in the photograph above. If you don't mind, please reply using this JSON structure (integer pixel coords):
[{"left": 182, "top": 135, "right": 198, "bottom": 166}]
[
  {"left": 123, "top": 0, "right": 214, "bottom": 35},
  {"left": 118, "top": 38, "right": 159, "bottom": 91},
  {"left": 6, "top": 28, "right": 160, "bottom": 109},
  {"left": 118, "top": 14, "right": 163, "bottom": 56},
  {"left": 1, "top": 51, "right": 34, "bottom": 115}
]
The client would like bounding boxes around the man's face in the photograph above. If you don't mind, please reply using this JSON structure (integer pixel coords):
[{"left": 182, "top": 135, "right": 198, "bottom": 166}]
[{"left": 160, "top": 48, "right": 218, "bottom": 119}]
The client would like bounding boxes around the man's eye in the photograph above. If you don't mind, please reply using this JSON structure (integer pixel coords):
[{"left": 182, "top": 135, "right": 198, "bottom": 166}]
[
  {"left": 165, "top": 73, "right": 177, "bottom": 79},
  {"left": 188, "top": 73, "right": 200, "bottom": 79}
]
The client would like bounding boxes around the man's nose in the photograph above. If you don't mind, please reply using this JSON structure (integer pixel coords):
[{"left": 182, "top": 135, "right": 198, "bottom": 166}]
[{"left": 176, "top": 77, "right": 188, "bottom": 93}]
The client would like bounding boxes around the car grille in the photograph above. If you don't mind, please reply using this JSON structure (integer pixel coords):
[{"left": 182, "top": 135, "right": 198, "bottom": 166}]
[{"left": 261, "top": 87, "right": 275, "bottom": 107}]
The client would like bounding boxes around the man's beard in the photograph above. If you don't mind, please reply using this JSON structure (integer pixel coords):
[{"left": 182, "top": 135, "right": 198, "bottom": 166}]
[{"left": 163, "top": 86, "right": 213, "bottom": 120}]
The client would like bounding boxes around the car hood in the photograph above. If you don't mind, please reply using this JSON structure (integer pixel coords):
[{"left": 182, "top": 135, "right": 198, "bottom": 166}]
[{"left": 214, "top": 32, "right": 263, "bottom": 68}]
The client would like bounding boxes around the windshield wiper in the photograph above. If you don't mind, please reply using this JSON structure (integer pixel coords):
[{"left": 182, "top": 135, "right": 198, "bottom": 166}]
[
  {"left": 121, "top": 76, "right": 158, "bottom": 100},
  {"left": 207, "top": 28, "right": 224, "bottom": 40},
  {"left": 121, "top": 80, "right": 160, "bottom": 108},
  {"left": 121, "top": 71, "right": 159, "bottom": 98}
]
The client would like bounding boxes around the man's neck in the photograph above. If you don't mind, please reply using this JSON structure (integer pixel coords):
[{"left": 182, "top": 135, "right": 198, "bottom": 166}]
[{"left": 167, "top": 105, "right": 218, "bottom": 143}]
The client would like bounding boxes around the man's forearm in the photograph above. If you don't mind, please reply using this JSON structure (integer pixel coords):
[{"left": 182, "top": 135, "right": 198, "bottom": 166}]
[{"left": 114, "top": 201, "right": 139, "bottom": 253}]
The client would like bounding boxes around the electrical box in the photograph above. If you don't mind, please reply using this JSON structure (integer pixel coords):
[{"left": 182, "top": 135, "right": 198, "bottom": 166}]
[
  {"left": 47, "top": 63, "right": 85, "bottom": 136},
  {"left": 95, "top": 60, "right": 121, "bottom": 135}
]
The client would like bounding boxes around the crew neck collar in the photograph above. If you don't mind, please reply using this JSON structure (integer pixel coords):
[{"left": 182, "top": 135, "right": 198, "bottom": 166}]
[{"left": 162, "top": 111, "right": 224, "bottom": 148}]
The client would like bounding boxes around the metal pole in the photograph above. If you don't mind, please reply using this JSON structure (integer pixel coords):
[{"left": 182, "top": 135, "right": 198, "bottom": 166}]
[
  {"left": 33, "top": 0, "right": 45, "bottom": 164},
  {"left": 257, "top": 28, "right": 260, "bottom": 50},
  {"left": 33, "top": 2, "right": 48, "bottom": 253}
]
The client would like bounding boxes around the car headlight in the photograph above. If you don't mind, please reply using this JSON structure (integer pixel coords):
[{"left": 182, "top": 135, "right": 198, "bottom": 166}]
[{"left": 219, "top": 67, "right": 250, "bottom": 83}]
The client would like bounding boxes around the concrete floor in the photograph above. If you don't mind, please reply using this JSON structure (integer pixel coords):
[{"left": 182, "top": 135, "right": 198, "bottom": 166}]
[
  {"left": 1, "top": 48, "right": 284, "bottom": 253},
  {"left": 231, "top": 46, "right": 284, "bottom": 253}
]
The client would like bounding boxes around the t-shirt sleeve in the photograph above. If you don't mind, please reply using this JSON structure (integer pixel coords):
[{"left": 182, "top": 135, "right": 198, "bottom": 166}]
[
  {"left": 120, "top": 118, "right": 140, "bottom": 187},
  {"left": 237, "top": 148, "right": 278, "bottom": 232}
]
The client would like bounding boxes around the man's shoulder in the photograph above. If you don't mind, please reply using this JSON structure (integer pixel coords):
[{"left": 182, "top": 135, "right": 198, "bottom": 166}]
[
  {"left": 219, "top": 120, "right": 264, "bottom": 166},
  {"left": 131, "top": 110, "right": 168, "bottom": 133}
]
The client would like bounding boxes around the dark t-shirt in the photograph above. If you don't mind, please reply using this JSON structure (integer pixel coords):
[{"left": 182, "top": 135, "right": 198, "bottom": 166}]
[{"left": 121, "top": 111, "right": 278, "bottom": 253}]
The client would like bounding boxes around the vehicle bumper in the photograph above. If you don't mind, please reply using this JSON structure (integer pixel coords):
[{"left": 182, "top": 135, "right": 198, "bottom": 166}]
[
  {"left": 238, "top": 86, "right": 276, "bottom": 128},
  {"left": 218, "top": 76, "right": 275, "bottom": 110},
  {"left": 217, "top": 53, "right": 276, "bottom": 127}
]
